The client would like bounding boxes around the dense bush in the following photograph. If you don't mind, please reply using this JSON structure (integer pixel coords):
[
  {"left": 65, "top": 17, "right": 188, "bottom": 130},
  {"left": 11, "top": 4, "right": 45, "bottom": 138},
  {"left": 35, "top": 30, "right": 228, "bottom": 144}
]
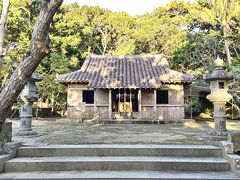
[{"left": 185, "top": 96, "right": 203, "bottom": 116}]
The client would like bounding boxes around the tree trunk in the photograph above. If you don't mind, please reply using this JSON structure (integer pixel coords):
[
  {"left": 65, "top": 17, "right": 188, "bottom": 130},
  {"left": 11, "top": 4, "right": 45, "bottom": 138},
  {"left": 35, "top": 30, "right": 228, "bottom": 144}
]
[
  {"left": 51, "top": 93, "right": 55, "bottom": 113},
  {"left": 0, "top": 0, "right": 63, "bottom": 128},
  {"left": 0, "top": 0, "right": 10, "bottom": 57},
  {"left": 224, "top": 39, "right": 232, "bottom": 64},
  {"left": 223, "top": 26, "right": 232, "bottom": 64}
]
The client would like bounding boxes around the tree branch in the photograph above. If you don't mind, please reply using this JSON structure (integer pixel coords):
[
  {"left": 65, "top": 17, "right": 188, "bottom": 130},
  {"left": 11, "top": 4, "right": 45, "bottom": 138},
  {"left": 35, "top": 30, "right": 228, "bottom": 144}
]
[
  {"left": 0, "top": 0, "right": 63, "bottom": 127},
  {"left": 0, "top": 0, "right": 10, "bottom": 57}
]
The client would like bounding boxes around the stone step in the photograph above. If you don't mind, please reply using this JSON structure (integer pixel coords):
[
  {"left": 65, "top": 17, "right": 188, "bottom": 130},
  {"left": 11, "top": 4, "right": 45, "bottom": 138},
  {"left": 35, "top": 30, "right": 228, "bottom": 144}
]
[
  {"left": 0, "top": 171, "right": 238, "bottom": 179},
  {"left": 17, "top": 144, "right": 222, "bottom": 157},
  {"left": 5, "top": 156, "right": 230, "bottom": 172}
]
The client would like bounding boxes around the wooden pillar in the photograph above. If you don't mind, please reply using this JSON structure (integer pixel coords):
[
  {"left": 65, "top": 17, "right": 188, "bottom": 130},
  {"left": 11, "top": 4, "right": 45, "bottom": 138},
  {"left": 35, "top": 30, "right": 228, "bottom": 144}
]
[
  {"left": 154, "top": 89, "right": 157, "bottom": 120},
  {"left": 94, "top": 89, "right": 97, "bottom": 119},
  {"left": 190, "top": 86, "right": 193, "bottom": 119},
  {"left": 109, "top": 89, "right": 112, "bottom": 119},
  {"left": 130, "top": 89, "right": 132, "bottom": 103},
  {"left": 118, "top": 89, "right": 120, "bottom": 113},
  {"left": 130, "top": 89, "right": 132, "bottom": 113},
  {"left": 138, "top": 89, "right": 141, "bottom": 119},
  {"left": 124, "top": 88, "right": 126, "bottom": 117}
]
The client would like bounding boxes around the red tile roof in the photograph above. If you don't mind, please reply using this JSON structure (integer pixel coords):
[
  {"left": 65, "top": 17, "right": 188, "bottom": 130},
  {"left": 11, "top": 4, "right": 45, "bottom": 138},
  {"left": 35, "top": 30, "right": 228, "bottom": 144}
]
[{"left": 56, "top": 54, "right": 193, "bottom": 88}]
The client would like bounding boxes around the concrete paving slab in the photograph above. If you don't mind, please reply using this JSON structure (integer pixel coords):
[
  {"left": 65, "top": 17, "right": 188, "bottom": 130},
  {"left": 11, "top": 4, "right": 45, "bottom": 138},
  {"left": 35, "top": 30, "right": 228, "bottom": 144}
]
[
  {"left": 5, "top": 156, "right": 230, "bottom": 172},
  {"left": 6, "top": 156, "right": 229, "bottom": 163},
  {"left": 0, "top": 171, "right": 238, "bottom": 179},
  {"left": 17, "top": 144, "right": 222, "bottom": 157},
  {"left": 19, "top": 144, "right": 221, "bottom": 149}
]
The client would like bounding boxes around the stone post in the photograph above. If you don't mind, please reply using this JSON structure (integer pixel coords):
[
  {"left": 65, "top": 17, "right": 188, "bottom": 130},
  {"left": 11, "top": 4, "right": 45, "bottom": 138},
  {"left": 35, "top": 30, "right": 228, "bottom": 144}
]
[
  {"left": 16, "top": 73, "right": 42, "bottom": 136},
  {"left": 203, "top": 57, "right": 233, "bottom": 141}
]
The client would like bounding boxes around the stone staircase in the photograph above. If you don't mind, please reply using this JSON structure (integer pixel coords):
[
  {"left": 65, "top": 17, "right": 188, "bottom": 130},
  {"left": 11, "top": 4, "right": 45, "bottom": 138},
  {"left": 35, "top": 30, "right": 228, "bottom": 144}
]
[{"left": 0, "top": 144, "right": 238, "bottom": 179}]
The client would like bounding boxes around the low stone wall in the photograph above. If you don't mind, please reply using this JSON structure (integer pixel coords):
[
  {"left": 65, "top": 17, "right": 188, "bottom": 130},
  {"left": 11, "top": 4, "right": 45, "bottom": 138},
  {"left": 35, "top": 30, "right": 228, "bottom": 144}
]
[
  {"left": 228, "top": 133, "right": 240, "bottom": 153},
  {"left": 0, "top": 122, "right": 12, "bottom": 145},
  {"left": 219, "top": 141, "right": 240, "bottom": 178}
]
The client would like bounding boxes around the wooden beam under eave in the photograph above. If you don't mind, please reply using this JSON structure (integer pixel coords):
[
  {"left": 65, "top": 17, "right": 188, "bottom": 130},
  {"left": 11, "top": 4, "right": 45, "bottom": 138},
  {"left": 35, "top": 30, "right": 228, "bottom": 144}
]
[{"left": 109, "top": 89, "right": 112, "bottom": 119}]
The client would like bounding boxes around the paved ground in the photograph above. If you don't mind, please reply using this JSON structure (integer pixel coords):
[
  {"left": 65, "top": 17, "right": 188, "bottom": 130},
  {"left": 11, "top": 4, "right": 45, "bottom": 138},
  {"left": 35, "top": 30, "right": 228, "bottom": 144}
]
[{"left": 9, "top": 119, "right": 240, "bottom": 145}]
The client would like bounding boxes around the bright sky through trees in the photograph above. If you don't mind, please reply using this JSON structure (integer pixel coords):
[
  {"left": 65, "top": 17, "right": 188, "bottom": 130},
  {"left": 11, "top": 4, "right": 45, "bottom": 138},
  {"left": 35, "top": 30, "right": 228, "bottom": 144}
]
[{"left": 63, "top": 0, "right": 196, "bottom": 15}]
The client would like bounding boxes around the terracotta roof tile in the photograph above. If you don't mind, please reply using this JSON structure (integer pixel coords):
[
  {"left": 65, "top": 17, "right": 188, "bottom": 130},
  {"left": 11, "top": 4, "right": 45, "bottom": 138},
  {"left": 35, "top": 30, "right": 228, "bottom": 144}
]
[{"left": 56, "top": 54, "right": 193, "bottom": 88}]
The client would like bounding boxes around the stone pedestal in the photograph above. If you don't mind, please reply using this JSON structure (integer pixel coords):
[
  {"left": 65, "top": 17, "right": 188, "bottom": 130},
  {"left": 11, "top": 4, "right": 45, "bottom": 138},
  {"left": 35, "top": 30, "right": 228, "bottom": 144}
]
[
  {"left": 202, "top": 89, "right": 233, "bottom": 141},
  {"left": 16, "top": 102, "right": 37, "bottom": 136},
  {"left": 207, "top": 102, "right": 228, "bottom": 140}
]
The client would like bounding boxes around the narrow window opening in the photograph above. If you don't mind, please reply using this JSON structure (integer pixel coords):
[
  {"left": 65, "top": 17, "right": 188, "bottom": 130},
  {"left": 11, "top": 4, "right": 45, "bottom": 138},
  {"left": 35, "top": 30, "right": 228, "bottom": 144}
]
[
  {"left": 219, "top": 82, "right": 225, "bottom": 89},
  {"left": 157, "top": 90, "right": 168, "bottom": 104},
  {"left": 82, "top": 90, "right": 94, "bottom": 104}
]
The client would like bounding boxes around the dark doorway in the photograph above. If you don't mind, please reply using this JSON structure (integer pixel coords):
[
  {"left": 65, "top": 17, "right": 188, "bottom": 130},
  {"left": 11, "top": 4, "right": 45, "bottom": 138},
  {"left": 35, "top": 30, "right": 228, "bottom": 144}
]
[{"left": 112, "top": 89, "right": 139, "bottom": 113}]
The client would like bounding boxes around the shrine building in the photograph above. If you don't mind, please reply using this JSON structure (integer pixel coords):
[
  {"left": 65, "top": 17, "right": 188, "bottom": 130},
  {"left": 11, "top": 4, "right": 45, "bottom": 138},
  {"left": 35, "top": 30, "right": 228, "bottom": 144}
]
[{"left": 56, "top": 54, "right": 193, "bottom": 121}]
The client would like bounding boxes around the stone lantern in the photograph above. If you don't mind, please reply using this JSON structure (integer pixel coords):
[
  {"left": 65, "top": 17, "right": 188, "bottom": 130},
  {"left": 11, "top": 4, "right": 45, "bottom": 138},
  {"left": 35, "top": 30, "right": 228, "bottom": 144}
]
[
  {"left": 203, "top": 57, "right": 233, "bottom": 141},
  {"left": 16, "top": 73, "right": 42, "bottom": 136}
]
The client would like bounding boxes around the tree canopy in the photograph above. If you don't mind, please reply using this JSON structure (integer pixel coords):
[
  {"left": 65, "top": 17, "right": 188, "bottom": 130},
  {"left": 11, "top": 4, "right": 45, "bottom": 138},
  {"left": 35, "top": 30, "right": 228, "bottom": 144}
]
[{"left": 1, "top": 0, "right": 240, "bottom": 112}]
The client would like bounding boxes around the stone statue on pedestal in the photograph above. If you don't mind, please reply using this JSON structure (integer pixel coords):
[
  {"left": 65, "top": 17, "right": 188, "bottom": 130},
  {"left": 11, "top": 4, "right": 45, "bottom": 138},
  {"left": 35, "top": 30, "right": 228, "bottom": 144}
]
[
  {"left": 16, "top": 73, "right": 42, "bottom": 136},
  {"left": 203, "top": 57, "right": 233, "bottom": 141}
]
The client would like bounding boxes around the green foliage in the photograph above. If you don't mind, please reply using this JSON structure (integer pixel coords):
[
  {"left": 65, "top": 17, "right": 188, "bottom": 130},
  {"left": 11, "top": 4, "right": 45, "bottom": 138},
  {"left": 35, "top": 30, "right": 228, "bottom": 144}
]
[
  {"left": 226, "top": 104, "right": 240, "bottom": 120},
  {"left": 1, "top": 0, "right": 240, "bottom": 114},
  {"left": 204, "top": 107, "right": 214, "bottom": 117},
  {"left": 134, "top": 1, "right": 196, "bottom": 56},
  {"left": 0, "top": 0, "right": 41, "bottom": 87},
  {"left": 185, "top": 96, "right": 203, "bottom": 116},
  {"left": 172, "top": 30, "right": 223, "bottom": 76},
  {"left": 193, "top": 0, "right": 240, "bottom": 65},
  {"left": 36, "top": 53, "right": 71, "bottom": 104},
  {"left": 231, "top": 64, "right": 240, "bottom": 80}
]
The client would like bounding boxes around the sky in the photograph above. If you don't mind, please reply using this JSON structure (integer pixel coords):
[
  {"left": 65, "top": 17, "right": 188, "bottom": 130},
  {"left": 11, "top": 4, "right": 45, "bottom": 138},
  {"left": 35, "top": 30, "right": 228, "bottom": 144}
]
[{"left": 63, "top": 0, "right": 196, "bottom": 16}]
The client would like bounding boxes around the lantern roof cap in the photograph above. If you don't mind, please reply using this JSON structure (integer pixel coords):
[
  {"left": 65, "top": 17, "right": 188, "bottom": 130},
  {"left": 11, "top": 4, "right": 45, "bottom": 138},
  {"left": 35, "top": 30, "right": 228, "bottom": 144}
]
[{"left": 203, "top": 56, "right": 233, "bottom": 81}]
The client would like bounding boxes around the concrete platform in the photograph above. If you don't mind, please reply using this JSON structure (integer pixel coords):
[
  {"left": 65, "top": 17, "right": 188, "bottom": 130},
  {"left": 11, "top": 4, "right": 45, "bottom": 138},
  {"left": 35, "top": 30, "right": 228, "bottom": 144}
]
[
  {"left": 0, "top": 171, "right": 238, "bottom": 179},
  {"left": 5, "top": 156, "right": 230, "bottom": 172},
  {"left": 17, "top": 144, "right": 222, "bottom": 157},
  {"left": 1, "top": 144, "right": 238, "bottom": 179}
]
